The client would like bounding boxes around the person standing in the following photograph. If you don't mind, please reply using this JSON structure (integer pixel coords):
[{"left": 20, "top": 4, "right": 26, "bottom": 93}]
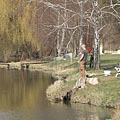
[{"left": 78, "top": 44, "right": 88, "bottom": 78}]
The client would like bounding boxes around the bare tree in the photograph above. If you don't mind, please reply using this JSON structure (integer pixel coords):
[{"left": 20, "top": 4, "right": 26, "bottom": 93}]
[
  {"left": 93, "top": 0, "right": 100, "bottom": 70},
  {"left": 56, "top": 10, "right": 60, "bottom": 56},
  {"left": 28, "top": 0, "right": 120, "bottom": 69},
  {"left": 58, "top": 0, "right": 67, "bottom": 56}
]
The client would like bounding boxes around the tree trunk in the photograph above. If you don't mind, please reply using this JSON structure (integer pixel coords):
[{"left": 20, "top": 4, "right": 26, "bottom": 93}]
[
  {"left": 57, "top": 0, "right": 67, "bottom": 57},
  {"left": 93, "top": 0, "right": 100, "bottom": 70},
  {"left": 58, "top": 27, "right": 65, "bottom": 56},
  {"left": 79, "top": 1, "right": 83, "bottom": 53},
  {"left": 57, "top": 10, "right": 60, "bottom": 56}
]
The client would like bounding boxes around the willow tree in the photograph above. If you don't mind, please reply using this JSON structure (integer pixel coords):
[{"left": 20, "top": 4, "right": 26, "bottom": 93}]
[
  {"left": 13, "top": 1, "right": 37, "bottom": 58},
  {"left": 0, "top": 0, "right": 38, "bottom": 62},
  {"left": 0, "top": 0, "right": 14, "bottom": 61}
]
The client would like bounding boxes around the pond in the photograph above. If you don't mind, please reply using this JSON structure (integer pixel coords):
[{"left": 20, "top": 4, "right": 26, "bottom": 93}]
[{"left": 0, "top": 69, "right": 112, "bottom": 120}]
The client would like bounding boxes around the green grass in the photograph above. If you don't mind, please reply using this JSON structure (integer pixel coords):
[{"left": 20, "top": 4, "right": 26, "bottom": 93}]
[
  {"left": 49, "top": 54, "right": 120, "bottom": 107},
  {"left": 100, "top": 54, "right": 120, "bottom": 66},
  {"left": 44, "top": 54, "right": 120, "bottom": 108},
  {"left": 48, "top": 59, "right": 71, "bottom": 67},
  {"left": 63, "top": 80, "right": 77, "bottom": 86},
  {"left": 48, "top": 54, "right": 120, "bottom": 71}
]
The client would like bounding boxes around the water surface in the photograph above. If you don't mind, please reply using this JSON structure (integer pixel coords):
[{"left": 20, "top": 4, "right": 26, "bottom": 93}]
[{"left": 0, "top": 69, "right": 112, "bottom": 120}]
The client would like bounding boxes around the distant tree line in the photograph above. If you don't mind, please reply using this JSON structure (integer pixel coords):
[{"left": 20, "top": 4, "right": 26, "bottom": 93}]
[
  {"left": 31, "top": 0, "right": 120, "bottom": 69},
  {"left": 0, "top": 0, "right": 120, "bottom": 69}
]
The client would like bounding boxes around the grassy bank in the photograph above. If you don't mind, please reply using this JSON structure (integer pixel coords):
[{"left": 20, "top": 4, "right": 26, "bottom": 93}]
[
  {"left": 2, "top": 54, "right": 119, "bottom": 108},
  {"left": 45, "top": 54, "right": 120, "bottom": 108}
]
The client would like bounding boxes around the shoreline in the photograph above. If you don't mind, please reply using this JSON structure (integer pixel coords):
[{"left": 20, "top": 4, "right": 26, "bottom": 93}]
[{"left": 0, "top": 55, "right": 120, "bottom": 109}]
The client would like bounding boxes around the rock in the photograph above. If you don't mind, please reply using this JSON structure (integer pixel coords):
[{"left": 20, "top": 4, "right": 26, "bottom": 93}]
[{"left": 86, "top": 78, "right": 99, "bottom": 85}]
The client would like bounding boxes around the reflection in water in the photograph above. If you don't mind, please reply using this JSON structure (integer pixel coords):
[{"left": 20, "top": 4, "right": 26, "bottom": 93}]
[
  {"left": 0, "top": 69, "right": 52, "bottom": 111},
  {"left": 0, "top": 69, "right": 112, "bottom": 120}
]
